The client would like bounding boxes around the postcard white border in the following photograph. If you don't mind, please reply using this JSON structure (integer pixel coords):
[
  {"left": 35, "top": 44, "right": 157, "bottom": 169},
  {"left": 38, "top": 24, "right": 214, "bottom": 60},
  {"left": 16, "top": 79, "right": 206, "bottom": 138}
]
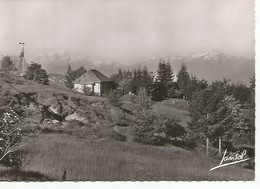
[{"left": 0, "top": 0, "right": 259, "bottom": 188}]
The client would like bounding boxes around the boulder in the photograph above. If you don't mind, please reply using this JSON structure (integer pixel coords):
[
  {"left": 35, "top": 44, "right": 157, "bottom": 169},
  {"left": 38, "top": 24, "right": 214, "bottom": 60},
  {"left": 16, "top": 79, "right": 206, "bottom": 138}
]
[{"left": 65, "top": 112, "right": 89, "bottom": 124}]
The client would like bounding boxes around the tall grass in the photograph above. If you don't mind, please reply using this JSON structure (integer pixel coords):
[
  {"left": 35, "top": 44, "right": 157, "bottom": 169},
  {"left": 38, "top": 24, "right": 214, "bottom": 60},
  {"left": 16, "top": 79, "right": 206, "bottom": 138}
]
[
  {"left": 21, "top": 133, "right": 254, "bottom": 181},
  {"left": 152, "top": 101, "right": 190, "bottom": 127}
]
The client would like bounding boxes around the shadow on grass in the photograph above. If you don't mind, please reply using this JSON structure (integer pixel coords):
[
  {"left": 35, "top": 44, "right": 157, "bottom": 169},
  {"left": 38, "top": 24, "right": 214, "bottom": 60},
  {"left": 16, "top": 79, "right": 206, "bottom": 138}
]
[{"left": 0, "top": 168, "right": 53, "bottom": 181}]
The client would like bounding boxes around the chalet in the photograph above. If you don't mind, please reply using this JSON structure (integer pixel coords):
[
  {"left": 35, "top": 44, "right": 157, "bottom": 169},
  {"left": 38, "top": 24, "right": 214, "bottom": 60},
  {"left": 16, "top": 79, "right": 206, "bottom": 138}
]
[{"left": 73, "top": 69, "right": 114, "bottom": 96}]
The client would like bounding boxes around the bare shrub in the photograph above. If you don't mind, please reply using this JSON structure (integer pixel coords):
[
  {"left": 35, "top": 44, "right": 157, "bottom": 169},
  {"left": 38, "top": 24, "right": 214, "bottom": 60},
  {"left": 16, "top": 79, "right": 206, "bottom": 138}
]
[{"left": 0, "top": 109, "right": 24, "bottom": 167}]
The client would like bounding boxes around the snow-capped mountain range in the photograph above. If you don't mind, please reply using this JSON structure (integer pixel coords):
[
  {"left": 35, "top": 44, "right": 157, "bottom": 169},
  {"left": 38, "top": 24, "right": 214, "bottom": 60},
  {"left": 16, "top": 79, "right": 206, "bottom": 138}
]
[
  {"left": 1, "top": 49, "right": 254, "bottom": 85},
  {"left": 139, "top": 50, "right": 254, "bottom": 85},
  {"left": 30, "top": 50, "right": 123, "bottom": 77}
]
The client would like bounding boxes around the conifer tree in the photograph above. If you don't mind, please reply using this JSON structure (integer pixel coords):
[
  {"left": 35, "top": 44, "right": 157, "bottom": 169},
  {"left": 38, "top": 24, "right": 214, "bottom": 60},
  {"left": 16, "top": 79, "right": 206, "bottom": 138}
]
[
  {"left": 24, "top": 62, "right": 49, "bottom": 85},
  {"left": 249, "top": 76, "right": 255, "bottom": 108},
  {"left": 131, "top": 69, "right": 139, "bottom": 94},
  {"left": 151, "top": 58, "right": 174, "bottom": 101},
  {"left": 165, "top": 61, "right": 174, "bottom": 87},
  {"left": 156, "top": 58, "right": 173, "bottom": 85},
  {"left": 141, "top": 66, "right": 153, "bottom": 94},
  {"left": 177, "top": 63, "right": 190, "bottom": 99},
  {"left": 64, "top": 64, "right": 74, "bottom": 89},
  {"left": 151, "top": 80, "right": 166, "bottom": 101},
  {"left": 1, "top": 56, "right": 16, "bottom": 72}
]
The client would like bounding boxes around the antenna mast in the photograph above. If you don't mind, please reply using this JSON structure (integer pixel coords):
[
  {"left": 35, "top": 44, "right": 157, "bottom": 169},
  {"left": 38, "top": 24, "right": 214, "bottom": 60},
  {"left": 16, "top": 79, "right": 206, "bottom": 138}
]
[{"left": 18, "top": 42, "right": 25, "bottom": 76}]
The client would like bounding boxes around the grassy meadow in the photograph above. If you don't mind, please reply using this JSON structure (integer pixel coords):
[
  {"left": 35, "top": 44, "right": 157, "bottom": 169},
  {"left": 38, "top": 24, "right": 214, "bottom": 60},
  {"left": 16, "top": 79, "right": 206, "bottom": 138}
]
[
  {"left": 18, "top": 133, "right": 254, "bottom": 181},
  {"left": 152, "top": 99, "right": 190, "bottom": 127}
]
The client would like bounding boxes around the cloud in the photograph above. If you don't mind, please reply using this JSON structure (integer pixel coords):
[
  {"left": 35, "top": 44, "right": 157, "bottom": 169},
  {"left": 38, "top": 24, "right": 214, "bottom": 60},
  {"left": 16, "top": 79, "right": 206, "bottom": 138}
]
[{"left": 0, "top": 0, "right": 255, "bottom": 62}]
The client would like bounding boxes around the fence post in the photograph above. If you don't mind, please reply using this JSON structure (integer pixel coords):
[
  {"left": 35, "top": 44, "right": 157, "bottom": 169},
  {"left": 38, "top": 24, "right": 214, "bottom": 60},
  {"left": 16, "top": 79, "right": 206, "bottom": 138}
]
[
  {"left": 219, "top": 137, "right": 221, "bottom": 157},
  {"left": 62, "top": 170, "right": 67, "bottom": 181},
  {"left": 206, "top": 138, "right": 209, "bottom": 156}
]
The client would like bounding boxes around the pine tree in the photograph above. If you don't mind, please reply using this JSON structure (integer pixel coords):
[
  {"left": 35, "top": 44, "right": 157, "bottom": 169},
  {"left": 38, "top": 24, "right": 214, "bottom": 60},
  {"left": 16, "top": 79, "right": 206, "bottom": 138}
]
[
  {"left": 64, "top": 65, "right": 86, "bottom": 89},
  {"left": 177, "top": 63, "right": 190, "bottom": 99},
  {"left": 64, "top": 64, "right": 74, "bottom": 89},
  {"left": 118, "top": 77, "right": 132, "bottom": 95},
  {"left": 156, "top": 58, "right": 173, "bottom": 85},
  {"left": 187, "top": 78, "right": 252, "bottom": 147},
  {"left": 164, "top": 60, "right": 174, "bottom": 87},
  {"left": 151, "top": 80, "right": 167, "bottom": 101},
  {"left": 185, "top": 75, "right": 200, "bottom": 99},
  {"left": 151, "top": 58, "right": 174, "bottom": 101},
  {"left": 72, "top": 66, "right": 86, "bottom": 80},
  {"left": 206, "top": 95, "right": 249, "bottom": 147},
  {"left": 110, "top": 68, "right": 124, "bottom": 86},
  {"left": 24, "top": 62, "right": 49, "bottom": 85},
  {"left": 249, "top": 76, "right": 255, "bottom": 108},
  {"left": 1, "top": 56, "right": 16, "bottom": 72},
  {"left": 118, "top": 68, "right": 123, "bottom": 81},
  {"left": 130, "top": 69, "right": 140, "bottom": 94},
  {"left": 141, "top": 66, "right": 153, "bottom": 94}
]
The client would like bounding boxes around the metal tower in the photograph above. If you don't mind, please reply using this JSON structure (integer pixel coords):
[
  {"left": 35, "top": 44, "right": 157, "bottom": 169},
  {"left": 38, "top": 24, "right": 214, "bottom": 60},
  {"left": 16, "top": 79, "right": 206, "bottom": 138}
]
[{"left": 19, "top": 42, "right": 25, "bottom": 76}]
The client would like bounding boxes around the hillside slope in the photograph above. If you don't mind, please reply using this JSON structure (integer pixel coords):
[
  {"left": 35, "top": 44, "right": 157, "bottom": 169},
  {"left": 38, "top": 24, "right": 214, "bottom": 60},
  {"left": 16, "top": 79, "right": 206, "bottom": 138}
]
[{"left": 0, "top": 73, "right": 254, "bottom": 181}]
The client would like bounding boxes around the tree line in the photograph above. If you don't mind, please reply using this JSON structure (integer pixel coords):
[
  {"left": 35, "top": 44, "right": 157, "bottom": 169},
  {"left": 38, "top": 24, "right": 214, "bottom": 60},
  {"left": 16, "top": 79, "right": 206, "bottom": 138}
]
[
  {"left": 107, "top": 58, "right": 255, "bottom": 154},
  {"left": 1, "top": 55, "right": 49, "bottom": 85},
  {"left": 188, "top": 78, "right": 255, "bottom": 150},
  {"left": 108, "top": 57, "right": 208, "bottom": 101}
]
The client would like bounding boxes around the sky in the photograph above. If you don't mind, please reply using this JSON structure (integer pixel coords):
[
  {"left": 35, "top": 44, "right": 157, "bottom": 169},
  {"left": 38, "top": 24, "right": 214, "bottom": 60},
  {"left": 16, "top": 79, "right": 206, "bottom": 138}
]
[{"left": 0, "top": 0, "right": 255, "bottom": 64}]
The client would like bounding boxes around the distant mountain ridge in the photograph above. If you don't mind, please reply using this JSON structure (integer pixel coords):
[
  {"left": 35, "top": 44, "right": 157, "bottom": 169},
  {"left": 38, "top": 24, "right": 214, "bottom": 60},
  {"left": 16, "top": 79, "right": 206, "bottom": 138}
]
[
  {"left": 31, "top": 50, "right": 124, "bottom": 78},
  {"left": 1, "top": 49, "right": 254, "bottom": 85},
  {"left": 138, "top": 50, "right": 254, "bottom": 85}
]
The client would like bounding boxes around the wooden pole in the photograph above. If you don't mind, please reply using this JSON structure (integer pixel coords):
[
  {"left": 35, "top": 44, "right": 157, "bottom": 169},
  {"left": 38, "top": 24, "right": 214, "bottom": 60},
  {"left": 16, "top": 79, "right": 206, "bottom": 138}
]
[
  {"left": 206, "top": 138, "right": 209, "bottom": 156},
  {"left": 219, "top": 137, "right": 221, "bottom": 157}
]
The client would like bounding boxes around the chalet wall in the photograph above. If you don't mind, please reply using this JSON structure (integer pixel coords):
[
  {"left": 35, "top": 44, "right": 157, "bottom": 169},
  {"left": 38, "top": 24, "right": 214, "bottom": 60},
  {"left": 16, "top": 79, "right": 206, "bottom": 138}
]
[
  {"left": 74, "top": 84, "right": 84, "bottom": 93},
  {"left": 74, "top": 81, "right": 114, "bottom": 96},
  {"left": 93, "top": 83, "right": 101, "bottom": 96}
]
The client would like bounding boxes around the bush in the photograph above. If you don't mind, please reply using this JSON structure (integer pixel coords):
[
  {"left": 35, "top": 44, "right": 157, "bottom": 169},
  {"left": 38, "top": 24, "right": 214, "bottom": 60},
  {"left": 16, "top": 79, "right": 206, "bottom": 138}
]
[
  {"left": 182, "top": 132, "right": 198, "bottom": 149},
  {"left": 158, "top": 116, "right": 186, "bottom": 139},
  {"left": 133, "top": 111, "right": 186, "bottom": 146},
  {"left": 0, "top": 109, "right": 23, "bottom": 167},
  {"left": 24, "top": 62, "right": 49, "bottom": 85},
  {"left": 107, "top": 90, "right": 122, "bottom": 107},
  {"left": 132, "top": 89, "right": 186, "bottom": 145},
  {"left": 1, "top": 56, "right": 16, "bottom": 72},
  {"left": 110, "top": 108, "right": 129, "bottom": 126},
  {"left": 133, "top": 88, "right": 168, "bottom": 145},
  {"left": 168, "top": 88, "right": 182, "bottom": 98},
  {"left": 133, "top": 112, "right": 164, "bottom": 145},
  {"left": 83, "top": 86, "right": 94, "bottom": 96}
]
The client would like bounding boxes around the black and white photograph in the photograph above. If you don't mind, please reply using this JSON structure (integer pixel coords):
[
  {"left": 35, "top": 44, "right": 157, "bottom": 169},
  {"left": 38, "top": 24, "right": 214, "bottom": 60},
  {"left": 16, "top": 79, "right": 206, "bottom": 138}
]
[{"left": 0, "top": 0, "right": 256, "bottom": 182}]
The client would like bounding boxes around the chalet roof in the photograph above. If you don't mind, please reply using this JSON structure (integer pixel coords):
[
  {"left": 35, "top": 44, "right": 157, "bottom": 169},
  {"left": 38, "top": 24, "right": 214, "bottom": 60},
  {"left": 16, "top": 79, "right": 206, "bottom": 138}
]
[{"left": 73, "top": 69, "right": 112, "bottom": 84}]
